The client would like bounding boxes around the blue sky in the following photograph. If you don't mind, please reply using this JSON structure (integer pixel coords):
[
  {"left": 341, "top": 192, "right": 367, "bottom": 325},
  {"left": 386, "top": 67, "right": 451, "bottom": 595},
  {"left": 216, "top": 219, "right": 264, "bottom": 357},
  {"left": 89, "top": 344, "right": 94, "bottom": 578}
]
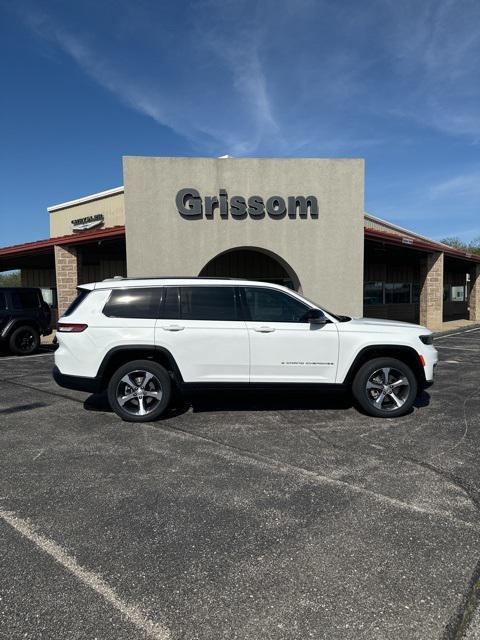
[{"left": 1, "top": 0, "right": 480, "bottom": 247}]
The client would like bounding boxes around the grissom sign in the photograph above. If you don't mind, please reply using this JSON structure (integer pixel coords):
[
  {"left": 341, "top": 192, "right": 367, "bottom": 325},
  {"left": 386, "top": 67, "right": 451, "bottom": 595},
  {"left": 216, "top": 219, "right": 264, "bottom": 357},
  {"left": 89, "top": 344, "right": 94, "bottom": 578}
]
[{"left": 176, "top": 188, "right": 318, "bottom": 219}]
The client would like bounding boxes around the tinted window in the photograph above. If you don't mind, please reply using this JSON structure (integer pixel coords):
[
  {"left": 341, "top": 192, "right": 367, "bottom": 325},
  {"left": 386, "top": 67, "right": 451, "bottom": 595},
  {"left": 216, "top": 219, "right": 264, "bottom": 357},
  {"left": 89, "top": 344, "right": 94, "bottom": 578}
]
[
  {"left": 179, "top": 286, "right": 240, "bottom": 321},
  {"left": 385, "top": 283, "right": 411, "bottom": 304},
  {"left": 103, "top": 288, "right": 161, "bottom": 319},
  {"left": 364, "top": 281, "right": 383, "bottom": 305},
  {"left": 244, "top": 287, "right": 310, "bottom": 323},
  {"left": 11, "top": 290, "right": 39, "bottom": 310},
  {"left": 0, "top": 292, "right": 6, "bottom": 311},
  {"left": 63, "top": 289, "right": 91, "bottom": 317}
]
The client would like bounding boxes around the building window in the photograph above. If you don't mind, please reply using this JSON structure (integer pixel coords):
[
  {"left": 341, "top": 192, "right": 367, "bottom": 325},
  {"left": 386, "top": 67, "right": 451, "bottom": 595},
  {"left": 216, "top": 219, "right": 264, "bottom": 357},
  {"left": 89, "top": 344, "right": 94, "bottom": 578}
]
[
  {"left": 385, "top": 283, "right": 411, "bottom": 304},
  {"left": 451, "top": 285, "right": 466, "bottom": 302},
  {"left": 363, "top": 282, "right": 383, "bottom": 305},
  {"left": 412, "top": 284, "right": 421, "bottom": 304}
]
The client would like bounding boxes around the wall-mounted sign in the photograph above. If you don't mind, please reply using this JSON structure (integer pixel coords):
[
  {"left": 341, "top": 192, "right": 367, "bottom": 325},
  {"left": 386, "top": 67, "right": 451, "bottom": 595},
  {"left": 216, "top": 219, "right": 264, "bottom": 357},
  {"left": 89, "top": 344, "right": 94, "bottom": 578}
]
[
  {"left": 71, "top": 213, "right": 105, "bottom": 232},
  {"left": 176, "top": 188, "right": 318, "bottom": 220}
]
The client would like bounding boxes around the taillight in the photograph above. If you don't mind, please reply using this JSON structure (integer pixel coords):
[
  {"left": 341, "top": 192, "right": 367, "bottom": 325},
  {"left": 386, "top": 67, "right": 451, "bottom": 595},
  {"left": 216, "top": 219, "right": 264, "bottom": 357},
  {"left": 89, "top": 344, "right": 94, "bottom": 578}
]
[
  {"left": 419, "top": 354, "right": 426, "bottom": 367},
  {"left": 57, "top": 323, "right": 88, "bottom": 333}
]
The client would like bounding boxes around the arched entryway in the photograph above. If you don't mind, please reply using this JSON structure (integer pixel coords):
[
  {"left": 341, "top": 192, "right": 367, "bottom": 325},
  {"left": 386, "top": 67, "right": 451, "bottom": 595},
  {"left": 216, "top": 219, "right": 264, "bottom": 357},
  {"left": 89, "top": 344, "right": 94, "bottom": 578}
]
[{"left": 199, "top": 247, "right": 301, "bottom": 291}]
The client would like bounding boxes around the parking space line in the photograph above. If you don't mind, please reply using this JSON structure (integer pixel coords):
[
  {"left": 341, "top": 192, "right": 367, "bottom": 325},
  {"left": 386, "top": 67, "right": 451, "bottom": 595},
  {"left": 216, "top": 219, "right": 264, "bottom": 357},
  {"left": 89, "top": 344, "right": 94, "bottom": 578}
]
[
  {"left": 0, "top": 352, "right": 53, "bottom": 361},
  {"left": 435, "top": 327, "right": 480, "bottom": 341},
  {"left": 436, "top": 346, "right": 480, "bottom": 352},
  {"left": 0, "top": 508, "right": 171, "bottom": 640}
]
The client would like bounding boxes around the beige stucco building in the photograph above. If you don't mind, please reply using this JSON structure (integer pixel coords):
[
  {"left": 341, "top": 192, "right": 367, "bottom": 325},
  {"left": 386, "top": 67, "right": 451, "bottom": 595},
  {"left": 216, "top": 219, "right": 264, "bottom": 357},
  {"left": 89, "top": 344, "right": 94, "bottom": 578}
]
[{"left": 1, "top": 156, "right": 479, "bottom": 331}]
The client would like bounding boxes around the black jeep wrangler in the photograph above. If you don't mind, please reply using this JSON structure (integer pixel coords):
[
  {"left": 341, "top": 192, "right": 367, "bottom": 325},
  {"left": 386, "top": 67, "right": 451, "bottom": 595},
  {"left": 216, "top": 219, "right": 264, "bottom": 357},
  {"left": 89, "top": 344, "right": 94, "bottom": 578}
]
[{"left": 0, "top": 288, "right": 52, "bottom": 355}]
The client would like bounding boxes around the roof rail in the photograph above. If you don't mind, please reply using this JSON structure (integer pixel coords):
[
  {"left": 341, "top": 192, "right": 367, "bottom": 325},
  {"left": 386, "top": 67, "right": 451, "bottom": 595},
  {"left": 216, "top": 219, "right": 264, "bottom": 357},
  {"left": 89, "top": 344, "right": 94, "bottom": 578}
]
[{"left": 101, "top": 276, "right": 238, "bottom": 281}]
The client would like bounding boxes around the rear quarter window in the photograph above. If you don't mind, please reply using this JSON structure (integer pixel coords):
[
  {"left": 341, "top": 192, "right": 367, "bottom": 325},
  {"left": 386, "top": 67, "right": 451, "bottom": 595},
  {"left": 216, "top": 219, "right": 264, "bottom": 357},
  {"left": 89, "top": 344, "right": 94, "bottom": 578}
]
[
  {"left": 103, "top": 288, "right": 161, "bottom": 319},
  {"left": 63, "top": 289, "right": 91, "bottom": 317}
]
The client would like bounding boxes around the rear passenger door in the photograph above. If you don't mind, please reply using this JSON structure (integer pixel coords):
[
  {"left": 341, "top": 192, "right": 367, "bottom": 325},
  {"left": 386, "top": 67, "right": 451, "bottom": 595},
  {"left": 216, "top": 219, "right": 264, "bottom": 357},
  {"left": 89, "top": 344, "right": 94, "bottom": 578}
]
[{"left": 155, "top": 286, "right": 249, "bottom": 383}]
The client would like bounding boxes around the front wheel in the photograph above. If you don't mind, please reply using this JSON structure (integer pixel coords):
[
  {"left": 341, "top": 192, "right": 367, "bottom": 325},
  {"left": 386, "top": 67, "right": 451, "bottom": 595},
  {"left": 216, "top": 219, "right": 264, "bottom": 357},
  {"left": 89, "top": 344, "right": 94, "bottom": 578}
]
[
  {"left": 352, "top": 357, "right": 417, "bottom": 418},
  {"left": 107, "top": 360, "right": 171, "bottom": 422}
]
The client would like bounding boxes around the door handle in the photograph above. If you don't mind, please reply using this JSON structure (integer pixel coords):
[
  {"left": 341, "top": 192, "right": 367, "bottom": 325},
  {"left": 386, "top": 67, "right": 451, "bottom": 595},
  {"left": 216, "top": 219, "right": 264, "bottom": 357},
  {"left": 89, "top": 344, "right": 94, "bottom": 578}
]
[
  {"left": 254, "top": 326, "right": 276, "bottom": 333},
  {"left": 162, "top": 324, "right": 185, "bottom": 331}
]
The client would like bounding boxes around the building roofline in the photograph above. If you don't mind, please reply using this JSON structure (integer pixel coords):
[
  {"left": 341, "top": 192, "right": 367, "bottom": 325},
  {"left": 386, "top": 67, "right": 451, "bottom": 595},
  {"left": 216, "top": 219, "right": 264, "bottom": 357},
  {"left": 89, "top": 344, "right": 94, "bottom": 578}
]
[
  {"left": 365, "top": 226, "right": 480, "bottom": 263},
  {"left": 364, "top": 212, "right": 455, "bottom": 250},
  {"left": 0, "top": 226, "right": 126, "bottom": 259},
  {"left": 48, "top": 186, "right": 124, "bottom": 212}
]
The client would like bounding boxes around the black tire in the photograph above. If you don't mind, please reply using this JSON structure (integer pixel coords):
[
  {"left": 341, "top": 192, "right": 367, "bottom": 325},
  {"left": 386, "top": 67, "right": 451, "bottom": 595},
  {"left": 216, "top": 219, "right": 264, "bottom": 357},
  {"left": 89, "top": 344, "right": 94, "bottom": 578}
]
[
  {"left": 352, "top": 357, "right": 417, "bottom": 418},
  {"left": 107, "top": 359, "right": 171, "bottom": 423},
  {"left": 8, "top": 325, "right": 40, "bottom": 355}
]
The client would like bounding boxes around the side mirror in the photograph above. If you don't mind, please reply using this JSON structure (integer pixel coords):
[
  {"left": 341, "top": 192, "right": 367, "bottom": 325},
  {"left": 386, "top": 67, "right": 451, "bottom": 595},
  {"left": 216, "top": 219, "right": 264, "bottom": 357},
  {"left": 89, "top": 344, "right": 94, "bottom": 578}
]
[{"left": 306, "top": 309, "right": 327, "bottom": 324}]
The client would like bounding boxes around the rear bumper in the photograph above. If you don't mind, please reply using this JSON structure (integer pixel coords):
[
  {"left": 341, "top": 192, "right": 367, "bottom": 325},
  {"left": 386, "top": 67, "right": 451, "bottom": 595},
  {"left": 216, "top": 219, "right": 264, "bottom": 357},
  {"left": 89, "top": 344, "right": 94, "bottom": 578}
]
[{"left": 53, "top": 365, "right": 101, "bottom": 394}]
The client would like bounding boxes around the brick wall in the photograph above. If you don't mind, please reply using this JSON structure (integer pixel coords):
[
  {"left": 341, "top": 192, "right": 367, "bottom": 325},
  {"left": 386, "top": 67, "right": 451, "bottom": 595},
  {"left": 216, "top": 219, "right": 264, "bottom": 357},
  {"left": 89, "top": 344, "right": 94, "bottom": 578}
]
[
  {"left": 54, "top": 245, "right": 79, "bottom": 316},
  {"left": 419, "top": 252, "right": 444, "bottom": 330},
  {"left": 469, "top": 264, "right": 480, "bottom": 322}
]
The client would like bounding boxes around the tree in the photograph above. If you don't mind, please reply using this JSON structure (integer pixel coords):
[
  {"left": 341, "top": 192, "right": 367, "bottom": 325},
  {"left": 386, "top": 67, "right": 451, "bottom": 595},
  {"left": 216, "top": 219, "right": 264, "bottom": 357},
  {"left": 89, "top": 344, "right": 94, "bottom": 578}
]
[
  {"left": 441, "top": 237, "right": 480, "bottom": 255},
  {"left": 0, "top": 271, "right": 21, "bottom": 286}
]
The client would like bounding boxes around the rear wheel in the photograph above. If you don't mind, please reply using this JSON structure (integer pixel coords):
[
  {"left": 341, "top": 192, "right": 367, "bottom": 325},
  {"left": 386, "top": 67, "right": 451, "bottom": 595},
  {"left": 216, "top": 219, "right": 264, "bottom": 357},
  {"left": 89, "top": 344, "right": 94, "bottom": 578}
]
[
  {"left": 352, "top": 357, "right": 417, "bottom": 417},
  {"left": 107, "top": 359, "right": 171, "bottom": 422},
  {"left": 9, "top": 326, "right": 40, "bottom": 355}
]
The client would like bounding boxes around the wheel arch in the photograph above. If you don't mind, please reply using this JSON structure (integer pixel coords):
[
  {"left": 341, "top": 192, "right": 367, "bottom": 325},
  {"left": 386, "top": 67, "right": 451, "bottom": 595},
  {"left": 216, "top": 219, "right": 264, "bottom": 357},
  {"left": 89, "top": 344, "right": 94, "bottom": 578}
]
[
  {"left": 96, "top": 345, "right": 183, "bottom": 391},
  {"left": 1, "top": 318, "right": 42, "bottom": 339},
  {"left": 343, "top": 345, "right": 427, "bottom": 389}
]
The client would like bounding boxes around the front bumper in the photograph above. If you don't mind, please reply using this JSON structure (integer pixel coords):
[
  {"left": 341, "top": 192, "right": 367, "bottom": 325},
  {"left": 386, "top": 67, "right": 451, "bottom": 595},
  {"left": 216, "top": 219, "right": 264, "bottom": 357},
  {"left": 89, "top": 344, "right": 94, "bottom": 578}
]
[{"left": 53, "top": 365, "right": 102, "bottom": 394}]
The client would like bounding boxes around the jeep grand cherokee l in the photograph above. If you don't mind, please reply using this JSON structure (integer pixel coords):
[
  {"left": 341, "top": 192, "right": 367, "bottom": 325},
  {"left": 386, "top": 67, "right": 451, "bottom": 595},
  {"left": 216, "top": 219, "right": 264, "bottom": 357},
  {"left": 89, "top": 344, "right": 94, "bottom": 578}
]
[{"left": 53, "top": 278, "right": 438, "bottom": 421}]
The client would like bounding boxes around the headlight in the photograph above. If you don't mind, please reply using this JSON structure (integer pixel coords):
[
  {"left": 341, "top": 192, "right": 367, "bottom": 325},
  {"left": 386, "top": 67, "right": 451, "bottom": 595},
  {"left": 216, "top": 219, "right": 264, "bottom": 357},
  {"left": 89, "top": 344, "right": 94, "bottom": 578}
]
[{"left": 419, "top": 334, "right": 433, "bottom": 345}]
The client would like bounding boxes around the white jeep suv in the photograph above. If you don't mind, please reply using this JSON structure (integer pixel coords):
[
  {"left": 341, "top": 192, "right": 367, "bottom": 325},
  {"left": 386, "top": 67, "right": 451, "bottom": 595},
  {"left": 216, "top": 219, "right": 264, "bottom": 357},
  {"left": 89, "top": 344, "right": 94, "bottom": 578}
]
[{"left": 53, "top": 278, "right": 438, "bottom": 421}]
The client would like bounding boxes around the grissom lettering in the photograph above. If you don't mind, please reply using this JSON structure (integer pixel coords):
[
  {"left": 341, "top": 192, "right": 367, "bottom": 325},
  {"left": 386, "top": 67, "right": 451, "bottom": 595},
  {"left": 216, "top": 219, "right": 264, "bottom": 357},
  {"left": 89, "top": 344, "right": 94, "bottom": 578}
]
[{"left": 176, "top": 189, "right": 318, "bottom": 220}]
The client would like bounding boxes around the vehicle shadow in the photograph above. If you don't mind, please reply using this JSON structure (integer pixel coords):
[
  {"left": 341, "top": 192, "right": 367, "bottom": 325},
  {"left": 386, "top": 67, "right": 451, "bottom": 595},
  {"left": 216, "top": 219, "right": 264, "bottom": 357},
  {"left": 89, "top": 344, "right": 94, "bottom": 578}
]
[
  {"left": 84, "top": 388, "right": 430, "bottom": 420},
  {"left": 84, "top": 388, "right": 354, "bottom": 419}
]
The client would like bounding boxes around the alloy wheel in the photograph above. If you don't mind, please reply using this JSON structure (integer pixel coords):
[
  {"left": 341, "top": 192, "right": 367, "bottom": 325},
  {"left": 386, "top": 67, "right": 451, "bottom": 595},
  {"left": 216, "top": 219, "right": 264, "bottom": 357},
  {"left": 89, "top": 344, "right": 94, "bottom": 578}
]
[
  {"left": 365, "top": 367, "right": 410, "bottom": 412},
  {"left": 15, "top": 329, "right": 36, "bottom": 353},
  {"left": 116, "top": 369, "right": 163, "bottom": 417}
]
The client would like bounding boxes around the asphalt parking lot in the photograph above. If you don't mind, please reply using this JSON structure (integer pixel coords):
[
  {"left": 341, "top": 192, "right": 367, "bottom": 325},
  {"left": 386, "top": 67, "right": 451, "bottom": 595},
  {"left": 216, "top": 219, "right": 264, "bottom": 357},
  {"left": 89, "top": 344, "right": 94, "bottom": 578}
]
[{"left": 0, "top": 329, "right": 480, "bottom": 640}]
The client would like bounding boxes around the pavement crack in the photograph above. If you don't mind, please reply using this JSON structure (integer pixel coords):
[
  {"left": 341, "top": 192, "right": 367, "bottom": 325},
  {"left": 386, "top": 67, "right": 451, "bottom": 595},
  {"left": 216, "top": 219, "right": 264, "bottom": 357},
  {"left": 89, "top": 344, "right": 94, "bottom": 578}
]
[
  {"left": 156, "top": 423, "right": 480, "bottom": 530},
  {"left": 442, "top": 559, "right": 480, "bottom": 640}
]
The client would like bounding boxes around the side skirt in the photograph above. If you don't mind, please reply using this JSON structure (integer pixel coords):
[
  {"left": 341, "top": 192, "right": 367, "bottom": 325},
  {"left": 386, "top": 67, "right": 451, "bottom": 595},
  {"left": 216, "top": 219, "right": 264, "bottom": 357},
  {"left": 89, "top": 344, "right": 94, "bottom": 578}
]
[{"left": 181, "top": 382, "right": 348, "bottom": 393}]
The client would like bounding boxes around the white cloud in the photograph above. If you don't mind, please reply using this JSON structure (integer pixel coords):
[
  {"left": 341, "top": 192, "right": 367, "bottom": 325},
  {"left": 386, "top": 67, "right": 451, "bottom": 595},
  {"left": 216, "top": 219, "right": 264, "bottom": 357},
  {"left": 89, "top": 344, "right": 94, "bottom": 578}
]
[{"left": 429, "top": 171, "right": 480, "bottom": 200}]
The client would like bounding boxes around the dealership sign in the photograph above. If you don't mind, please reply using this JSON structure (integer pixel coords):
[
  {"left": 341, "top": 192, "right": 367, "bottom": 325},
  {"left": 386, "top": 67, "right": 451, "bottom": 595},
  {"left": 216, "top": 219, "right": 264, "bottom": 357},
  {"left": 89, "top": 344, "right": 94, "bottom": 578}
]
[
  {"left": 71, "top": 213, "right": 105, "bottom": 232},
  {"left": 176, "top": 189, "right": 318, "bottom": 219}
]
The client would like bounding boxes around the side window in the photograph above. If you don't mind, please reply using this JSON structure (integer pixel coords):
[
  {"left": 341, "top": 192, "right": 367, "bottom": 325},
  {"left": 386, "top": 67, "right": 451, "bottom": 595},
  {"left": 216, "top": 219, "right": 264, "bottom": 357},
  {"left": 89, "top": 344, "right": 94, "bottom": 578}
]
[
  {"left": 179, "top": 286, "right": 240, "bottom": 321},
  {"left": 244, "top": 287, "right": 311, "bottom": 323},
  {"left": 103, "top": 288, "right": 161, "bottom": 319},
  {"left": 0, "top": 292, "right": 7, "bottom": 311},
  {"left": 11, "top": 290, "right": 40, "bottom": 310}
]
